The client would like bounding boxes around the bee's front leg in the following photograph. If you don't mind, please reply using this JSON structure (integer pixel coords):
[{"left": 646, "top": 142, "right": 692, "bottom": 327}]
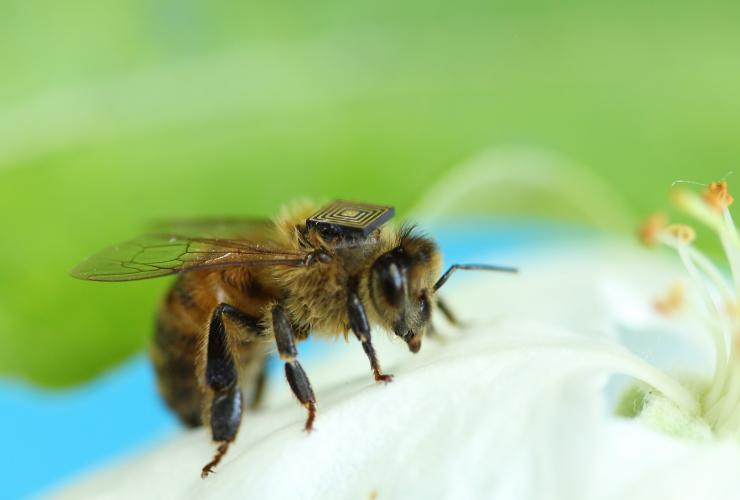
[
  {"left": 347, "top": 290, "right": 394, "bottom": 383},
  {"left": 272, "top": 304, "right": 317, "bottom": 432},
  {"left": 435, "top": 296, "right": 464, "bottom": 327}
]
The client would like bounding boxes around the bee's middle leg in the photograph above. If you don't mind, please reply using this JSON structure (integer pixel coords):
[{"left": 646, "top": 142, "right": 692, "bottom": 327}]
[
  {"left": 272, "top": 304, "right": 317, "bottom": 432},
  {"left": 201, "top": 303, "right": 262, "bottom": 478}
]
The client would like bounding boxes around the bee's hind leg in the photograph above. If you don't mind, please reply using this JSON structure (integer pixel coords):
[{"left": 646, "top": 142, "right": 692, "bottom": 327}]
[
  {"left": 272, "top": 304, "right": 317, "bottom": 432},
  {"left": 201, "top": 384, "right": 241, "bottom": 478},
  {"left": 201, "top": 303, "right": 262, "bottom": 478}
]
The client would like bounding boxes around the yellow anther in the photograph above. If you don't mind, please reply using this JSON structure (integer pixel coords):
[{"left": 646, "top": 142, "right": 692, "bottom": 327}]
[
  {"left": 654, "top": 282, "right": 685, "bottom": 316},
  {"left": 703, "top": 180, "right": 734, "bottom": 212},
  {"left": 638, "top": 212, "right": 668, "bottom": 246},
  {"left": 665, "top": 224, "right": 696, "bottom": 243}
]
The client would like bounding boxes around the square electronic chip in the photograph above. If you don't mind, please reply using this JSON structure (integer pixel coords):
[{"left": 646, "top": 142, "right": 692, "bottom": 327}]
[{"left": 306, "top": 200, "right": 395, "bottom": 238}]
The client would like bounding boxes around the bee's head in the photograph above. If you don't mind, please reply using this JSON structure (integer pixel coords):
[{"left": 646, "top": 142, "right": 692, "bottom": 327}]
[
  {"left": 368, "top": 228, "right": 441, "bottom": 353},
  {"left": 368, "top": 226, "right": 518, "bottom": 353}
]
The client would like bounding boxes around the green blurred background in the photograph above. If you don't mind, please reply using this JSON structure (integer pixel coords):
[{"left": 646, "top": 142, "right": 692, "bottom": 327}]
[{"left": 1, "top": 0, "right": 738, "bottom": 387}]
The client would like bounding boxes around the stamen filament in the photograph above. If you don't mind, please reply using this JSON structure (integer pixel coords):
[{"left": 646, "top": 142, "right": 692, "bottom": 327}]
[
  {"left": 719, "top": 207, "right": 740, "bottom": 296},
  {"left": 686, "top": 246, "right": 735, "bottom": 304},
  {"left": 658, "top": 235, "right": 730, "bottom": 401},
  {"left": 645, "top": 182, "right": 740, "bottom": 437},
  {"left": 706, "top": 359, "right": 740, "bottom": 426}
]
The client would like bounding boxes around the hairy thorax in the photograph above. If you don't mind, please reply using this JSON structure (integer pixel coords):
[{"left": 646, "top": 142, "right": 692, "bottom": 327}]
[{"left": 274, "top": 242, "right": 384, "bottom": 337}]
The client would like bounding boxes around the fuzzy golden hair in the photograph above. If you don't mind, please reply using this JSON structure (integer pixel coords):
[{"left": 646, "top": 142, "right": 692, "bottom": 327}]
[{"left": 152, "top": 200, "right": 442, "bottom": 427}]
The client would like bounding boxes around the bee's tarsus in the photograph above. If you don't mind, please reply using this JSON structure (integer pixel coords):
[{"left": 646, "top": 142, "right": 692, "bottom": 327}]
[
  {"left": 201, "top": 441, "right": 231, "bottom": 479},
  {"left": 303, "top": 402, "right": 317, "bottom": 432}
]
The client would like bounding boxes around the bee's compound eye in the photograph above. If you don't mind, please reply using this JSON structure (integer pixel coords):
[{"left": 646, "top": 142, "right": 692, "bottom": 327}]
[{"left": 371, "top": 254, "right": 405, "bottom": 308}]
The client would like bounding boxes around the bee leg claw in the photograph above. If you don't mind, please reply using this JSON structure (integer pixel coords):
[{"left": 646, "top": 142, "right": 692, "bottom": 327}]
[
  {"left": 200, "top": 442, "right": 230, "bottom": 479},
  {"left": 374, "top": 372, "right": 394, "bottom": 383}
]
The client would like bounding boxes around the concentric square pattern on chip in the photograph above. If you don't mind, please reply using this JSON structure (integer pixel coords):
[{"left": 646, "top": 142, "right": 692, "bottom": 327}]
[{"left": 306, "top": 201, "right": 395, "bottom": 237}]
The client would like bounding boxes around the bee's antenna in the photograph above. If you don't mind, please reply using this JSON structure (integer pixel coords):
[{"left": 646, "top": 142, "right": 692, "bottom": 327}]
[{"left": 433, "top": 263, "right": 518, "bottom": 292}]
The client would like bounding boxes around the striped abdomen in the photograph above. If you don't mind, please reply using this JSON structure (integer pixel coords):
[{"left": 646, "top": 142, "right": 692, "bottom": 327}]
[{"left": 150, "top": 271, "right": 273, "bottom": 427}]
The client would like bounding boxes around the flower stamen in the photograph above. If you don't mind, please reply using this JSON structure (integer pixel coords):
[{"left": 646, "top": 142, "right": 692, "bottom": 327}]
[
  {"left": 638, "top": 212, "right": 667, "bottom": 246},
  {"left": 703, "top": 180, "right": 734, "bottom": 212},
  {"left": 637, "top": 179, "right": 740, "bottom": 436},
  {"left": 654, "top": 282, "right": 685, "bottom": 316},
  {"left": 665, "top": 224, "right": 697, "bottom": 244}
]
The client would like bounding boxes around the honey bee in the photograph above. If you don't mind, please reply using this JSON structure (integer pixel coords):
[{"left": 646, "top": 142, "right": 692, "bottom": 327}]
[{"left": 71, "top": 200, "right": 516, "bottom": 477}]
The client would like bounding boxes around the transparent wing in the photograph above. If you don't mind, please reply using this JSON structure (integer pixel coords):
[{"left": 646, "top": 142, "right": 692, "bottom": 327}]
[{"left": 70, "top": 233, "right": 307, "bottom": 282}]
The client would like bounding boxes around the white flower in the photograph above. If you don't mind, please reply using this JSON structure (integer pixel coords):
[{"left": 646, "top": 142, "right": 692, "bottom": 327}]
[
  {"left": 50, "top": 154, "right": 740, "bottom": 500},
  {"left": 51, "top": 221, "right": 740, "bottom": 500}
]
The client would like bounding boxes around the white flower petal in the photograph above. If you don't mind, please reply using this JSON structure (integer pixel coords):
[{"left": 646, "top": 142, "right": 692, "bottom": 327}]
[
  {"left": 51, "top": 326, "right": 615, "bottom": 500},
  {"left": 50, "top": 239, "right": 740, "bottom": 500},
  {"left": 454, "top": 239, "right": 714, "bottom": 371}
]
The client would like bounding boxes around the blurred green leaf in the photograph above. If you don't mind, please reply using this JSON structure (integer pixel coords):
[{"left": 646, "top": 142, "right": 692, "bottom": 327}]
[{"left": 2, "top": 0, "right": 740, "bottom": 386}]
